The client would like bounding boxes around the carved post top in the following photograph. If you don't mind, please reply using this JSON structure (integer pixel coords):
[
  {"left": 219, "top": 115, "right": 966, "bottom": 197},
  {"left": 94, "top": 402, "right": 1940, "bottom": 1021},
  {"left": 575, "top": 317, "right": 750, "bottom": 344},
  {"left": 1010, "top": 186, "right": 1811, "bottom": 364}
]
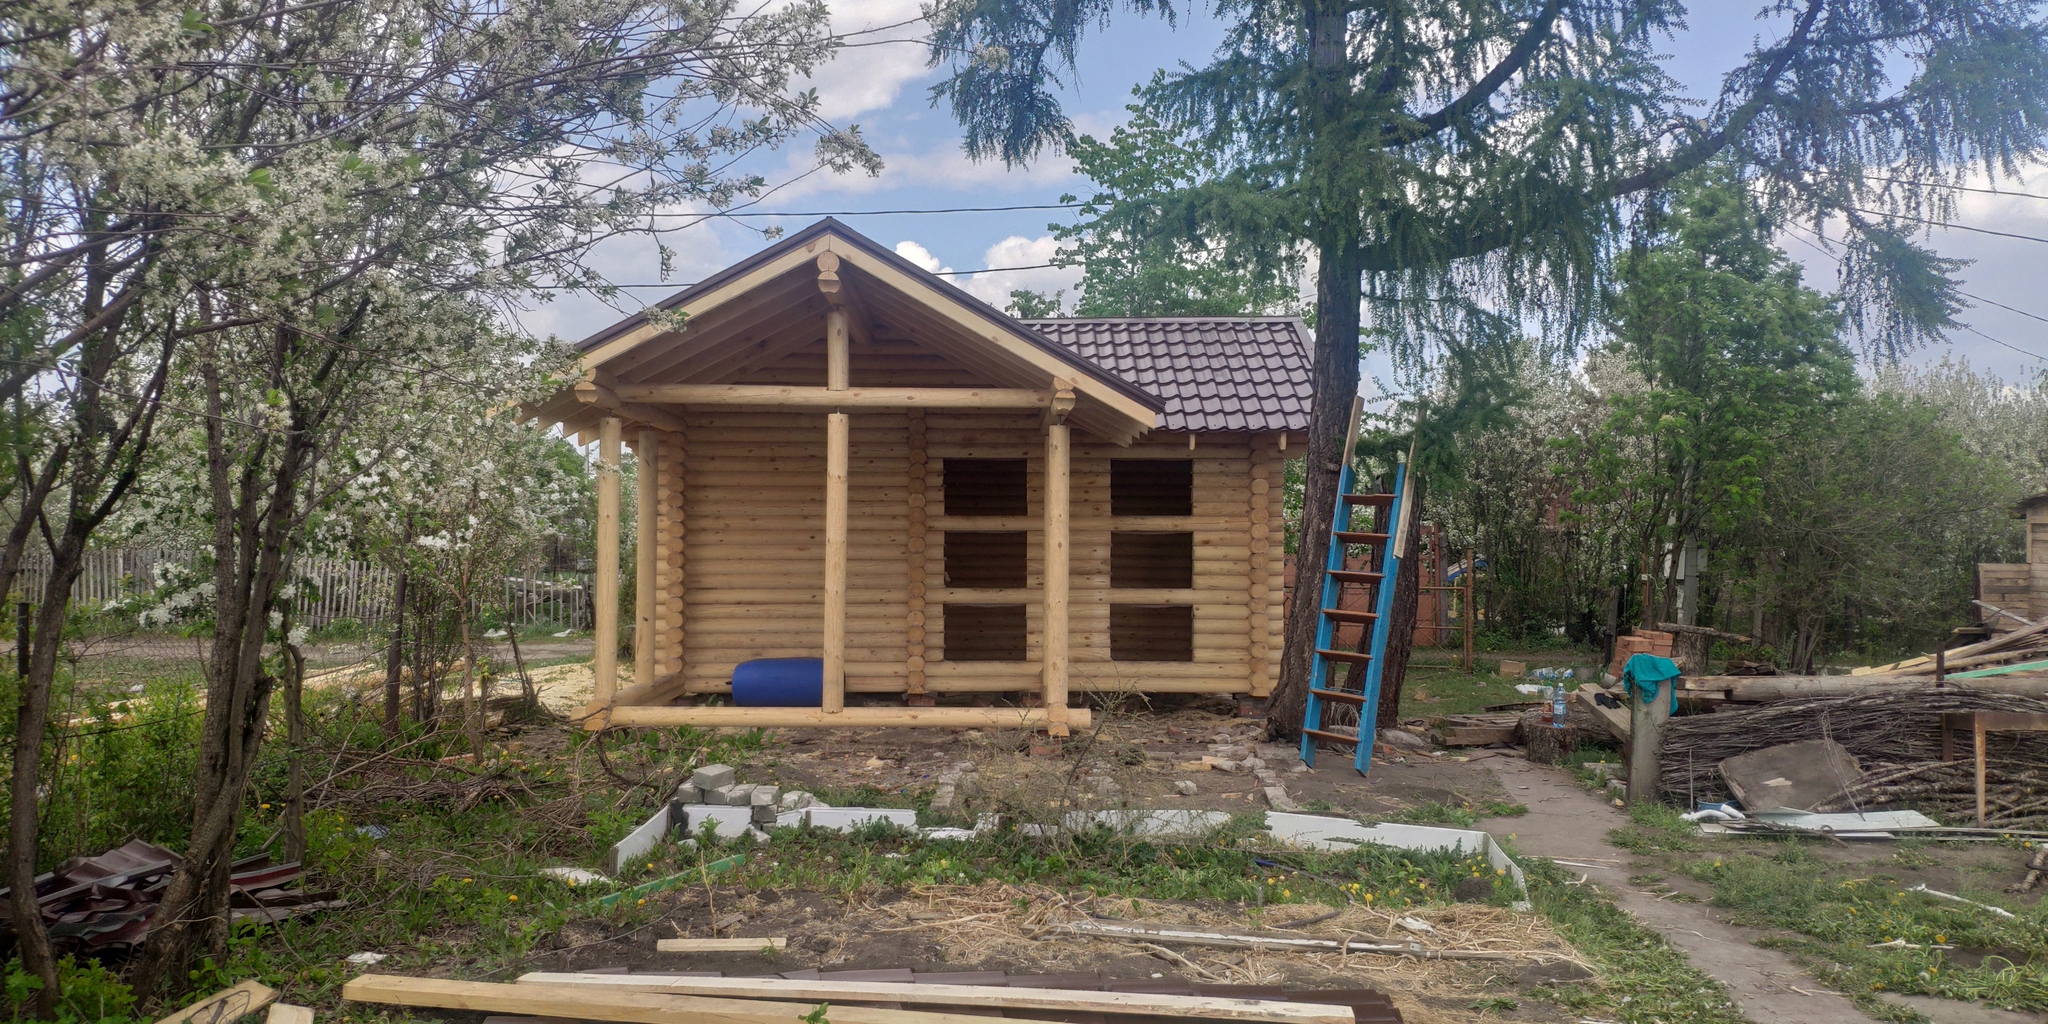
[
  {"left": 816, "top": 251, "right": 842, "bottom": 299},
  {"left": 1046, "top": 376, "right": 1076, "bottom": 426}
]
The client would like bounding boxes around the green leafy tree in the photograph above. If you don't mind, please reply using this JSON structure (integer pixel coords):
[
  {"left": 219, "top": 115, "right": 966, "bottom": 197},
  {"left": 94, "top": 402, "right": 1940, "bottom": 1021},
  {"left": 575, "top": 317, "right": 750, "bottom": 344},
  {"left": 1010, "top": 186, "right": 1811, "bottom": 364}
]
[
  {"left": 1053, "top": 98, "right": 1302, "bottom": 316},
  {"left": 1578, "top": 167, "right": 1857, "bottom": 631},
  {"left": 925, "top": 0, "right": 2048, "bottom": 737}
]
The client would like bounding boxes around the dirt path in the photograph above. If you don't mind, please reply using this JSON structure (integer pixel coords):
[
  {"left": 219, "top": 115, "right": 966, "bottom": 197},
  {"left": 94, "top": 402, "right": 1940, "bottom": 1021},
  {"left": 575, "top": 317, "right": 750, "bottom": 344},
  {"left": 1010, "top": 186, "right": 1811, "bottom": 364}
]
[{"left": 1475, "top": 757, "right": 1875, "bottom": 1024}]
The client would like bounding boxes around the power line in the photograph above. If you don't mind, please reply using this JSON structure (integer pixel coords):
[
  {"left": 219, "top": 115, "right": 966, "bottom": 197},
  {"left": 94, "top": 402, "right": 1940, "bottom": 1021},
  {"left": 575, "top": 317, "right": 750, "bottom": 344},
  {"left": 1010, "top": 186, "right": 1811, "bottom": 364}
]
[
  {"left": 1829, "top": 170, "right": 2048, "bottom": 203},
  {"left": 696, "top": 203, "right": 1083, "bottom": 218},
  {"left": 1779, "top": 224, "right": 2048, "bottom": 364},
  {"left": 1846, "top": 207, "right": 2048, "bottom": 245},
  {"left": 593, "top": 260, "right": 1069, "bottom": 288}
]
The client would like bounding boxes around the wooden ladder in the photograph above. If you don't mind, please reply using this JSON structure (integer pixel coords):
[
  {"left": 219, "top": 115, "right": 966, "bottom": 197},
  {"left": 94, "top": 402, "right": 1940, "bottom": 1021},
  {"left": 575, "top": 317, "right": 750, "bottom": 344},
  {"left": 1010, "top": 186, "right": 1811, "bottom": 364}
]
[{"left": 1299, "top": 399, "right": 1411, "bottom": 774}]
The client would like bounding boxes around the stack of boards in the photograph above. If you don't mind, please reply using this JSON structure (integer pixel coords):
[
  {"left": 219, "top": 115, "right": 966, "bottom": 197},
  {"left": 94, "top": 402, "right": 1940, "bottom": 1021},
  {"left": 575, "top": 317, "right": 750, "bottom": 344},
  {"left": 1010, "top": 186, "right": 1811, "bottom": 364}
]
[{"left": 343, "top": 969, "right": 1404, "bottom": 1024}]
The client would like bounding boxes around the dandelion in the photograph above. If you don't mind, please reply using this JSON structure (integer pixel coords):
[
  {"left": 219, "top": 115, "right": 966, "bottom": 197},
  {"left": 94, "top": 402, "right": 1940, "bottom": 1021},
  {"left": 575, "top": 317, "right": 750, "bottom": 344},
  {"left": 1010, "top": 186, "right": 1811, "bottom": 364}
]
[
  {"left": 508, "top": 894, "right": 518, "bottom": 902},
  {"left": 462, "top": 878, "right": 474, "bottom": 884}
]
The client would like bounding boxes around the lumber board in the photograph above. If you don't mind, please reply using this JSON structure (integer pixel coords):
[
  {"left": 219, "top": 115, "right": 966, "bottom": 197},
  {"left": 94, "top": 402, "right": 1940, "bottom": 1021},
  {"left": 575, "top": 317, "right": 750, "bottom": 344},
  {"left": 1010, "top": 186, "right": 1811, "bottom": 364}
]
[
  {"left": 594, "top": 417, "right": 623, "bottom": 703},
  {"left": 590, "top": 705, "right": 1091, "bottom": 730},
  {"left": 513, "top": 972, "right": 1351, "bottom": 1024},
  {"left": 1689, "top": 674, "right": 2048, "bottom": 701},
  {"left": 155, "top": 980, "right": 279, "bottom": 1024},
  {"left": 654, "top": 938, "right": 788, "bottom": 952},
  {"left": 1576, "top": 686, "right": 1631, "bottom": 741},
  {"left": 614, "top": 385, "right": 1053, "bottom": 408},
  {"left": 263, "top": 1006, "right": 313, "bottom": 1024},
  {"left": 344, "top": 975, "right": 1063, "bottom": 1024}
]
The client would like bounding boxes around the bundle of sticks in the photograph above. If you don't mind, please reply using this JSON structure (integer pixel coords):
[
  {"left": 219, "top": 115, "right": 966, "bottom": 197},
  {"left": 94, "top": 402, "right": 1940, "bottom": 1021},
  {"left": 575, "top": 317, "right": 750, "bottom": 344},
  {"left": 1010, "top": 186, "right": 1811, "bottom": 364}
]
[
  {"left": 1811, "top": 760, "right": 2048, "bottom": 824},
  {"left": 1660, "top": 687, "right": 2048, "bottom": 819},
  {"left": 1855, "top": 612, "right": 2048, "bottom": 677}
]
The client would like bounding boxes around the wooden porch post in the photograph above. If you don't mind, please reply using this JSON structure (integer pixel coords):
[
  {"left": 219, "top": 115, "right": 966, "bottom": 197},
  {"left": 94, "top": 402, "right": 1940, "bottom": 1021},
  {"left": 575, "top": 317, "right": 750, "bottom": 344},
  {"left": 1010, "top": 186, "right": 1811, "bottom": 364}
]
[
  {"left": 594, "top": 416, "right": 623, "bottom": 705},
  {"left": 1042, "top": 380, "right": 1075, "bottom": 735},
  {"left": 634, "top": 429, "right": 658, "bottom": 689},
  {"left": 822, "top": 286, "right": 850, "bottom": 713}
]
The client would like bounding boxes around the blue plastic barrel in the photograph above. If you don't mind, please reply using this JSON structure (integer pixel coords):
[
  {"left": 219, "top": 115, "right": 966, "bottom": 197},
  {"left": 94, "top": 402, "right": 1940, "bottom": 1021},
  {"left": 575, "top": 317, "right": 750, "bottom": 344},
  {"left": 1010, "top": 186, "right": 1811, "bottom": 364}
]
[{"left": 731, "top": 658, "right": 824, "bottom": 707}]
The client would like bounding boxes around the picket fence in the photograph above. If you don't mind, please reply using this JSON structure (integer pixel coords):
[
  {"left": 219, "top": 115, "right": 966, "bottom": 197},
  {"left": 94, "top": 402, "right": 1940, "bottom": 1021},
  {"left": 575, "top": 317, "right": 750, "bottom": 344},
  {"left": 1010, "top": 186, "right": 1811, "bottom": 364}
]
[{"left": 15, "top": 547, "right": 592, "bottom": 631}]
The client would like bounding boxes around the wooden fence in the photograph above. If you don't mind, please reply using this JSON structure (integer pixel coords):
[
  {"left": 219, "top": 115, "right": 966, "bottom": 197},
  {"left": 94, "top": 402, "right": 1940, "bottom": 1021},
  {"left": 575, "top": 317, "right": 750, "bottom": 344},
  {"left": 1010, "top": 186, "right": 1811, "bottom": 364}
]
[{"left": 16, "top": 547, "right": 592, "bottom": 631}]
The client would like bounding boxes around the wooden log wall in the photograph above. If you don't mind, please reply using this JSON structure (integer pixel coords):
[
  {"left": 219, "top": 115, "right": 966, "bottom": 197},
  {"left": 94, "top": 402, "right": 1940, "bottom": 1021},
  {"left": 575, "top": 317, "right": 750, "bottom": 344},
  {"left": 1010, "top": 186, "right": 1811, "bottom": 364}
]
[{"left": 655, "top": 410, "right": 1290, "bottom": 698}]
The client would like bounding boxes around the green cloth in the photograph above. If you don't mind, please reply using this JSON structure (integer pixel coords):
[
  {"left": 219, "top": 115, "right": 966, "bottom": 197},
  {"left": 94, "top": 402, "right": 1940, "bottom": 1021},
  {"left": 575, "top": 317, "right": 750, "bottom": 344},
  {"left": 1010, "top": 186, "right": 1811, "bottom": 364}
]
[{"left": 1623, "top": 653, "right": 1682, "bottom": 714}]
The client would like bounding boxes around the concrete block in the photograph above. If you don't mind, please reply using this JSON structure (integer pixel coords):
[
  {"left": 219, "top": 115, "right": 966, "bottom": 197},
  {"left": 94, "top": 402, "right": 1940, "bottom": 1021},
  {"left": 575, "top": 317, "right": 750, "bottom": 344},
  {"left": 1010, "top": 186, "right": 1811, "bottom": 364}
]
[
  {"left": 779, "top": 790, "right": 809, "bottom": 810},
  {"left": 751, "top": 802, "right": 777, "bottom": 825},
  {"left": 749, "top": 785, "right": 778, "bottom": 807},
  {"left": 674, "top": 782, "right": 701, "bottom": 804},
  {"left": 774, "top": 810, "right": 808, "bottom": 828},
  {"left": 725, "top": 783, "right": 758, "bottom": 806},
  {"left": 691, "top": 764, "right": 736, "bottom": 791},
  {"left": 674, "top": 804, "right": 753, "bottom": 839},
  {"left": 1263, "top": 786, "right": 1302, "bottom": 812},
  {"left": 609, "top": 804, "right": 671, "bottom": 874},
  {"left": 804, "top": 807, "right": 917, "bottom": 832},
  {"left": 929, "top": 783, "right": 958, "bottom": 814},
  {"left": 1172, "top": 780, "right": 1199, "bottom": 796}
]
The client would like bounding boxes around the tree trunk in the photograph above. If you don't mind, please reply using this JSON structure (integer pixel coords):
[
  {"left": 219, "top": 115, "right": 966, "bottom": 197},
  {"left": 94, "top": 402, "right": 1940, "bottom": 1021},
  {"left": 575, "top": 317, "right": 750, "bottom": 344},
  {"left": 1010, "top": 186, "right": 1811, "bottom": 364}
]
[
  {"left": 1267, "top": 239, "right": 1364, "bottom": 740},
  {"left": 6, "top": 565, "right": 87, "bottom": 1018},
  {"left": 283, "top": 624, "right": 307, "bottom": 864},
  {"left": 383, "top": 566, "right": 408, "bottom": 736},
  {"left": 1375, "top": 478, "right": 1426, "bottom": 731}
]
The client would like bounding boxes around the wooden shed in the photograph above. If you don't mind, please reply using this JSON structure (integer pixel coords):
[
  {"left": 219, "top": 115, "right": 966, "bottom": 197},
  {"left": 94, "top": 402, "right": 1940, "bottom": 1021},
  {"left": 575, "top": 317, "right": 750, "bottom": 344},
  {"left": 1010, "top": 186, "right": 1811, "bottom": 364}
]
[
  {"left": 527, "top": 220, "right": 1310, "bottom": 732},
  {"left": 1978, "top": 492, "right": 2048, "bottom": 631}
]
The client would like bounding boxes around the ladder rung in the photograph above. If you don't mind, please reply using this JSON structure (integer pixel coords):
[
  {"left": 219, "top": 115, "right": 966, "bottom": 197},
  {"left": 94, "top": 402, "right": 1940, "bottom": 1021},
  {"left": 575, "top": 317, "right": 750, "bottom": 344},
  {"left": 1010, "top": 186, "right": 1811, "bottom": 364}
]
[
  {"left": 1333, "top": 531, "right": 1391, "bottom": 545},
  {"left": 1310, "top": 688, "right": 1368, "bottom": 706},
  {"left": 1342, "top": 493, "right": 1396, "bottom": 506},
  {"left": 1327, "top": 569, "right": 1384, "bottom": 585},
  {"left": 1315, "top": 647, "right": 1373, "bottom": 665},
  {"left": 1321, "top": 608, "right": 1378, "bottom": 625},
  {"left": 1303, "top": 727, "right": 1359, "bottom": 746}
]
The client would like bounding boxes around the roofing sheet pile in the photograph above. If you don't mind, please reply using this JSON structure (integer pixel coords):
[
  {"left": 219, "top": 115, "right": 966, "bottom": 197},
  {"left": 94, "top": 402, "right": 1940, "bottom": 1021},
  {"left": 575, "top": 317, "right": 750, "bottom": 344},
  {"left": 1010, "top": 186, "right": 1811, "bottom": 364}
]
[{"left": 0, "top": 839, "right": 342, "bottom": 952}]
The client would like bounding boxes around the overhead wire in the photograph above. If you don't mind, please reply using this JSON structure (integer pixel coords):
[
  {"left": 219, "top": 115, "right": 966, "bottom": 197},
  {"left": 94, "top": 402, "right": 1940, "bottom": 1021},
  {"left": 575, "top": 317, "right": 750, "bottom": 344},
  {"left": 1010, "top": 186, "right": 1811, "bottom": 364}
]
[{"left": 1778, "top": 224, "right": 2048, "bottom": 364}]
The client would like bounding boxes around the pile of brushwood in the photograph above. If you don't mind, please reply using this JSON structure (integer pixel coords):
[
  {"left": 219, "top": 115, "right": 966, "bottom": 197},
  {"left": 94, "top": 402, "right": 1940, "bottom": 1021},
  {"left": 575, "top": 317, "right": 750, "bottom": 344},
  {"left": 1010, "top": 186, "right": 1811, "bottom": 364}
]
[{"left": 1660, "top": 687, "right": 2048, "bottom": 824}]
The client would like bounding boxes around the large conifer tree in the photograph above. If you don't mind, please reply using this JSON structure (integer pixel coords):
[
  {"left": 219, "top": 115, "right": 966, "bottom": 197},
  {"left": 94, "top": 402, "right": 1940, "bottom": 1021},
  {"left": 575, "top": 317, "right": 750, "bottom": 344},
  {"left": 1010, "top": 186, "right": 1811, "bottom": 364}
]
[{"left": 925, "top": 0, "right": 2048, "bottom": 739}]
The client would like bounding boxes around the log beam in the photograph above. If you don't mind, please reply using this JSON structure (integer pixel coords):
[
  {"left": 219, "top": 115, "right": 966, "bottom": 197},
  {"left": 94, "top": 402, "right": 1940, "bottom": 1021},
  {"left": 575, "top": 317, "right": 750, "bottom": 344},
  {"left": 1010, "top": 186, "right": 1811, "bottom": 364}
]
[
  {"left": 633, "top": 430, "right": 657, "bottom": 689},
  {"left": 587, "top": 704, "right": 1093, "bottom": 730},
  {"left": 610, "top": 384, "right": 1053, "bottom": 408},
  {"left": 1043, "top": 420, "right": 1071, "bottom": 736},
  {"left": 593, "top": 417, "right": 623, "bottom": 704}
]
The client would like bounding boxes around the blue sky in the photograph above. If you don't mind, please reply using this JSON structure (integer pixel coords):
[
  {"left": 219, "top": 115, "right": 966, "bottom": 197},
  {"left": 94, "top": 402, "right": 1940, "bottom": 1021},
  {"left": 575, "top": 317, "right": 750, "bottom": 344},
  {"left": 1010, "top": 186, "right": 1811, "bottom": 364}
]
[{"left": 518, "top": 4, "right": 2048, "bottom": 387}]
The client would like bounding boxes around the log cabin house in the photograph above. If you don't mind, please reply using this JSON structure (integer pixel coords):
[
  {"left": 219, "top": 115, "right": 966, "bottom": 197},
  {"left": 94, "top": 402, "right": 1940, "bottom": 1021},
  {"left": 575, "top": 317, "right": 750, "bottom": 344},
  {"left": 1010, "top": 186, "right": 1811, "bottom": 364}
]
[
  {"left": 526, "top": 219, "right": 1310, "bottom": 733},
  {"left": 1979, "top": 492, "right": 2048, "bottom": 632}
]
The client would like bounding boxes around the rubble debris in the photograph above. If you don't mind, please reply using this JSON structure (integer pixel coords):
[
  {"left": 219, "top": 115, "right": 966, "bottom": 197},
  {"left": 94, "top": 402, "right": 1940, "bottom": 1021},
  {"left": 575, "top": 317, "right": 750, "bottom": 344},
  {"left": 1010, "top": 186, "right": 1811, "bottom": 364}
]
[
  {"left": 1425, "top": 713, "right": 1521, "bottom": 746},
  {"left": 0, "top": 840, "right": 340, "bottom": 952}
]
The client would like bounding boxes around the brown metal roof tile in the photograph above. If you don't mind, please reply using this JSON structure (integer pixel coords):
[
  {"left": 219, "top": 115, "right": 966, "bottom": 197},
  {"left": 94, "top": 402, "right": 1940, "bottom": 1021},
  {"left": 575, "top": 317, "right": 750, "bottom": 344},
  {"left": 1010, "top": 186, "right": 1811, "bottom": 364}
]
[{"left": 1021, "top": 317, "right": 1312, "bottom": 434}]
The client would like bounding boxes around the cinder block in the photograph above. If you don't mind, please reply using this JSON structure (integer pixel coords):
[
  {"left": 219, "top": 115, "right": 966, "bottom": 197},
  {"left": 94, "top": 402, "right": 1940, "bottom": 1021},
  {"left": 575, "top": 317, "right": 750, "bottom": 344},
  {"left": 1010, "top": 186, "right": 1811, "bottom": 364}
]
[
  {"left": 750, "top": 785, "right": 778, "bottom": 807},
  {"left": 691, "top": 764, "right": 736, "bottom": 791},
  {"left": 725, "top": 783, "right": 757, "bottom": 806},
  {"left": 674, "top": 782, "right": 701, "bottom": 804},
  {"left": 675, "top": 804, "right": 753, "bottom": 839},
  {"left": 804, "top": 807, "right": 917, "bottom": 832},
  {"left": 751, "top": 802, "right": 777, "bottom": 825}
]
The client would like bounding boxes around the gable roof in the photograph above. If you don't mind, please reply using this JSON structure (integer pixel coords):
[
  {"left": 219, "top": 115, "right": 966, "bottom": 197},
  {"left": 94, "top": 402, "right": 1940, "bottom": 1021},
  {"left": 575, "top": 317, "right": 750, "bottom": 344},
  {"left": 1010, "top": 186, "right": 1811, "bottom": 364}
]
[
  {"left": 575, "top": 218, "right": 1160, "bottom": 412},
  {"left": 1024, "top": 317, "right": 1313, "bottom": 433}
]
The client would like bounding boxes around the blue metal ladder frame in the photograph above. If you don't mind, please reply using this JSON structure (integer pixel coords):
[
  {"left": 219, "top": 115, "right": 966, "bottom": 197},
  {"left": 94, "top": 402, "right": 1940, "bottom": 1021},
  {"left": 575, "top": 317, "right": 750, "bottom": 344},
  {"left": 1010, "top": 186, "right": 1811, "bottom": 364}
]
[{"left": 1299, "top": 460, "right": 1408, "bottom": 774}]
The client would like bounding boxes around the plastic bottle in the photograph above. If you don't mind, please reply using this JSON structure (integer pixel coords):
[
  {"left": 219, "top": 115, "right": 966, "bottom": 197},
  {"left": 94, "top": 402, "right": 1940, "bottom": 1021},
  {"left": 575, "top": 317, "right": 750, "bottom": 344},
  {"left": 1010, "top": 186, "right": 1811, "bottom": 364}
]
[{"left": 1552, "top": 683, "right": 1568, "bottom": 728}]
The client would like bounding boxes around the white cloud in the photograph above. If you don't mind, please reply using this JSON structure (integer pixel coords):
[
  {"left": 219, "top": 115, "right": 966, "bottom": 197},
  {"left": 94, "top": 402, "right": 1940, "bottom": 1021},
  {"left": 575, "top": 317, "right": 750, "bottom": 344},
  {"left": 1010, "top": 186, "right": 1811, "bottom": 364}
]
[
  {"left": 509, "top": 224, "right": 734, "bottom": 342},
  {"left": 799, "top": 0, "right": 933, "bottom": 121},
  {"left": 953, "top": 234, "right": 1081, "bottom": 309},
  {"left": 893, "top": 240, "right": 953, "bottom": 274},
  {"left": 765, "top": 141, "right": 1081, "bottom": 202}
]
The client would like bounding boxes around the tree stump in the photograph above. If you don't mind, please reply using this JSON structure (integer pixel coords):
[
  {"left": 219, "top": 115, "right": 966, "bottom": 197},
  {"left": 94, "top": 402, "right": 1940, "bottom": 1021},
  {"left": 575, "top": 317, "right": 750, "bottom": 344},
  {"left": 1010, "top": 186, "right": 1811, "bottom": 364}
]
[{"left": 1520, "top": 709, "right": 1581, "bottom": 765}]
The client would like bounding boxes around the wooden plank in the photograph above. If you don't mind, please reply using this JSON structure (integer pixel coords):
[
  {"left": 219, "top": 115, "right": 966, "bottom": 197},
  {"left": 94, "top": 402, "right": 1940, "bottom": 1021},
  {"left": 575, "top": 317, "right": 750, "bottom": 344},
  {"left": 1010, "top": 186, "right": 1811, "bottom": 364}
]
[
  {"left": 594, "top": 417, "right": 623, "bottom": 704},
  {"left": 613, "top": 385, "right": 1052, "bottom": 408},
  {"left": 653, "top": 937, "right": 788, "bottom": 952},
  {"left": 823, "top": 411, "right": 849, "bottom": 714},
  {"left": 592, "top": 704, "right": 1091, "bottom": 730},
  {"left": 515, "top": 972, "right": 1350, "bottom": 1024},
  {"left": 155, "top": 980, "right": 280, "bottom": 1024},
  {"left": 263, "top": 1005, "right": 313, "bottom": 1024},
  {"left": 343, "top": 975, "right": 1061, "bottom": 1024}
]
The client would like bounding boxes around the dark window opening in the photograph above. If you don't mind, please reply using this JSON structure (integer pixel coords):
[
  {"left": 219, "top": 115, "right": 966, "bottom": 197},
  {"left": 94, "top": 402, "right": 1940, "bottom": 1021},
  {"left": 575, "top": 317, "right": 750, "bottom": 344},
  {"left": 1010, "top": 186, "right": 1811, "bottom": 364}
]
[
  {"left": 1111, "top": 532, "right": 1194, "bottom": 589},
  {"left": 1111, "top": 605, "right": 1194, "bottom": 661},
  {"left": 942, "top": 531, "right": 1027, "bottom": 588},
  {"left": 1111, "top": 459, "right": 1193, "bottom": 516},
  {"left": 943, "top": 458, "right": 1028, "bottom": 516},
  {"left": 943, "top": 604, "right": 1028, "bottom": 661}
]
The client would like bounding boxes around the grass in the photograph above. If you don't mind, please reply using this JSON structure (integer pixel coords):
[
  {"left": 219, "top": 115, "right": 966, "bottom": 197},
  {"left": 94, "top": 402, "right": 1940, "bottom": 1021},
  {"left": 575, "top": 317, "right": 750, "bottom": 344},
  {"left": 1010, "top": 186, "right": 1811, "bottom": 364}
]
[
  {"left": 1396, "top": 658, "right": 1600, "bottom": 718},
  {"left": 1676, "top": 842, "right": 2048, "bottom": 1014}
]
